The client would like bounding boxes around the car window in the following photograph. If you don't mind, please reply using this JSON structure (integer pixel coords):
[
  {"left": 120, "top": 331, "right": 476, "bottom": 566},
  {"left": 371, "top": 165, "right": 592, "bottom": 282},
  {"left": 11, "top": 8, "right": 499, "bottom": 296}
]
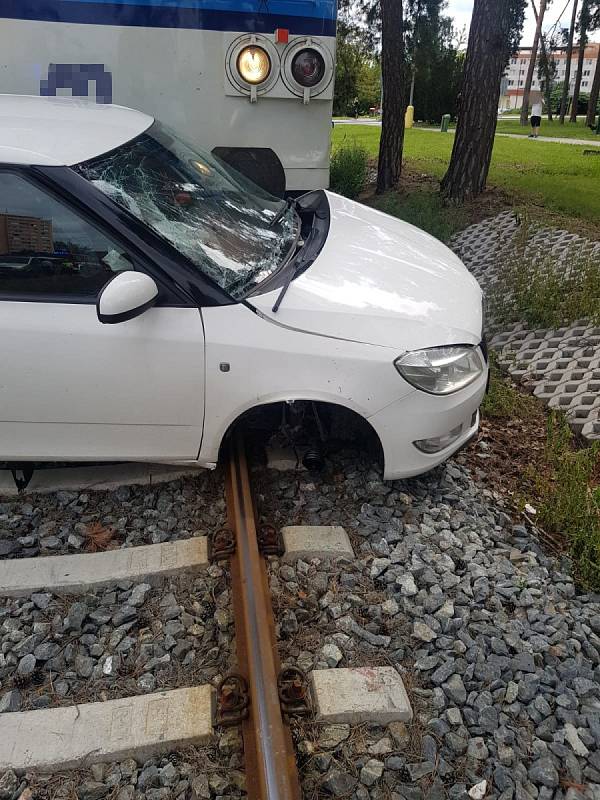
[
  {"left": 77, "top": 122, "right": 300, "bottom": 300},
  {"left": 0, "top": 172, "right": 133, "bottom": 298}
]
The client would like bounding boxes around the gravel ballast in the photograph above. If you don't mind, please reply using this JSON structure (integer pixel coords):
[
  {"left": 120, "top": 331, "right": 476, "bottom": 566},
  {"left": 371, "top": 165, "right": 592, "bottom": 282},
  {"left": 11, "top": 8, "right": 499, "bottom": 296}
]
[
  {"left": 2, "top": 447, "right": 600, "bottom": 799},
  {"left": 0, "top": 741, "right": 246, "bottom": 800},
  {"left": 255, "top": 448, "right": 600, "bottom": 800},
  {"left": 0, "top": 474, "right": 243, "bottom": 800},
  {"left": 0, "top": 473, "right": 225, "bottom": 560},
  {"left": 0, "top": 572, "right": 232, "bottom": 711}
]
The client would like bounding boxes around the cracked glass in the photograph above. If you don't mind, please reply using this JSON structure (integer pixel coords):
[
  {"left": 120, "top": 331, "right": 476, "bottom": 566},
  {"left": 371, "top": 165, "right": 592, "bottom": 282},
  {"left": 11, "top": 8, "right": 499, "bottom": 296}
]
[{"left": 77, "top": 122, "right": 300, "bottom": 299}]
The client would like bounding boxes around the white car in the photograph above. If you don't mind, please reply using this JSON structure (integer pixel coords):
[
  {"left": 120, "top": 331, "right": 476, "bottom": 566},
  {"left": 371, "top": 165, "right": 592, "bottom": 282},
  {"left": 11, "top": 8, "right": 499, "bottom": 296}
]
[{"left": 0, "top": 95, "right": 488, "bottom": 480}]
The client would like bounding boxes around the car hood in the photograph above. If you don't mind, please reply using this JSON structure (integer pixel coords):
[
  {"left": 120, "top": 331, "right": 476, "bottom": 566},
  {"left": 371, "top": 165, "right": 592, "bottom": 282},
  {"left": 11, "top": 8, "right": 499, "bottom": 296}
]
[{"left": 250, "top": 192, "right": 483, "bottom": 351}]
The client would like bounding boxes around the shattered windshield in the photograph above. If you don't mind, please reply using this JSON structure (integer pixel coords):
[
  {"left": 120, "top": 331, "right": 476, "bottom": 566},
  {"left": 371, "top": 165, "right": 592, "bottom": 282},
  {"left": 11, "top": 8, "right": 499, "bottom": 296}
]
[{"left": 77, "top": 122, "right": 299, "bottom": 299}]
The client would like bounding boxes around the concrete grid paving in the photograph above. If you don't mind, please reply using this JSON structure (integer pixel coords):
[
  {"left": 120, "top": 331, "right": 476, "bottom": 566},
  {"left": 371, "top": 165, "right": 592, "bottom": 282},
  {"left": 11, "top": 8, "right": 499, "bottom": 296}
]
[{"left": 450, "top": 212, "right": 600, "bottom": 441}]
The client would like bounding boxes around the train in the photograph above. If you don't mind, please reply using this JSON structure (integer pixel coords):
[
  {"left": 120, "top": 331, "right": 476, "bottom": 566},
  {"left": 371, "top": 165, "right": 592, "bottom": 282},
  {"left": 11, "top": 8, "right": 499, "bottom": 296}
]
[{"left": 0, "top": 0, "right": 338, "bottom": 194}]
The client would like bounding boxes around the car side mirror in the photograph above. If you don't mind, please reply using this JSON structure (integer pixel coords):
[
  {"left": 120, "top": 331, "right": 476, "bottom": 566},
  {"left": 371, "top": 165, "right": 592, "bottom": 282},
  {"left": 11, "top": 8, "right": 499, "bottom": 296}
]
[{"left": 97, "top": 272, "right": 159, "bottom": 324}]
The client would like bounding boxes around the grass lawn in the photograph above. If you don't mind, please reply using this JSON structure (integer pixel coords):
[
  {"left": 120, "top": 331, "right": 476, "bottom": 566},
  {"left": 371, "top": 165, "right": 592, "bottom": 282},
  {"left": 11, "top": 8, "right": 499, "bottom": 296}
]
[
  {"left": 496, "top": 117, "right": 600, "bottom": 140},
  {"left": 331, "top": 124, "right": 600, "bottom": 224}
]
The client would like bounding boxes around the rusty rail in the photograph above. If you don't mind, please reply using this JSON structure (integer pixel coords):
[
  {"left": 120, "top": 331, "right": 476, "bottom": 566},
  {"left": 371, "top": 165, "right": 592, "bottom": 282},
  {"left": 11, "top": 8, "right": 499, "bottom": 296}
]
[{"left": 225, "top": 431, "right": 302, "bottom": 800}]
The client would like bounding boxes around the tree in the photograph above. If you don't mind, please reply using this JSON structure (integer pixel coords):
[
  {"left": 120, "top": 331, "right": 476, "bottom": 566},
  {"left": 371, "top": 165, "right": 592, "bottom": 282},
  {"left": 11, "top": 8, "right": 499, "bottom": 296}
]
[
  {"left": 559, "top": 0, "right": 579, "bottom": 123},
  {"left": 441, "top": 0, "right": 526, "bottom": 202},
  {"left": 407, "top": 0, "right": 424, "bottom": 107},
  {"left": 588, "top": 61, "right": 600, "bottom": 125},
  {"left": 333, "top": 29, "right": 364, "bottom": 116},
  {"left": 337, "top": 0, "right": 381, "bottom": 51},
  {"left": 538, "top": 32, "right": 559, "bottom": 119},
  {"left": 339, "top": 0, "right": 451, "bottom": 188},
  {"left": 376, "top": 0, "right": 408, "bottom": 193},
  {"left": 411, "top": 6, "right": 465, "bottom": 122},
  {"left": 356, "top": 61, "right": 381, "bottom": 114},
  {"left": 585, "top": 2, "right": 600, "bottom": 125},
  {"left": 521, "top": 0, "right": 549, "bottom": 125},
  {"left": 570, "top": 0, "right": 591, "bottom": 121}
]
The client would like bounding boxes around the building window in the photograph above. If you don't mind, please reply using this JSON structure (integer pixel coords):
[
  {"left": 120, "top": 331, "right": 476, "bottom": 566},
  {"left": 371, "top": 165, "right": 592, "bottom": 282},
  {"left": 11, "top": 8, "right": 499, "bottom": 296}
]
[
  {"left": 582, "top": 81, "right": 588, "bottom": 87},
  {"left": 511, "top": 58, "right": 516, "bottom": 65}
]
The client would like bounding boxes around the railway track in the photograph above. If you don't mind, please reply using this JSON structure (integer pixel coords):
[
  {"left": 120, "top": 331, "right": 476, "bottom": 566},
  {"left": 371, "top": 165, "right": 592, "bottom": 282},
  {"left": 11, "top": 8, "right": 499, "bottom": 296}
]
[
  {"left": 0, "top": 434, "right": 305, "bottom": 800},
  {"left": 221, "top": 431, "right": 303, "bottom": 800},
  {"left": 0, "top": 432, "right": 413, "bottom": 799},
  {"left": 0, "top": 432, "right": 300, "bottom": 799}
]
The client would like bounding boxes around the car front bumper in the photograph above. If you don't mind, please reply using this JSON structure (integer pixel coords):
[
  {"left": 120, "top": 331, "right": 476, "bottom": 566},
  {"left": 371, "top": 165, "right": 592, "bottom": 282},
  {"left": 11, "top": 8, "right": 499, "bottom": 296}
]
[{"left": 367, "top": 370, "right": 487, "bottom": 480}]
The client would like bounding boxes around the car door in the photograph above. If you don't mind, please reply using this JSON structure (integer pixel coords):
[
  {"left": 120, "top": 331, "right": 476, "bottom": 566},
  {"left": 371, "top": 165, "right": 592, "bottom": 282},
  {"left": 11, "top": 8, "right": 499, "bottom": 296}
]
[{"left": 0, "top": 170, "right": 205, "bottom": 462}]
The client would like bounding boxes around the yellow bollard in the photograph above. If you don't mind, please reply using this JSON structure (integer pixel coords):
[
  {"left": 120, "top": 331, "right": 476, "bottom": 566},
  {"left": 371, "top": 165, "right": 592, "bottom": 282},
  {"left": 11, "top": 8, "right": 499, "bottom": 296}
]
[{"left": 405, "top": 105, "right": 414, "bottom": 129}]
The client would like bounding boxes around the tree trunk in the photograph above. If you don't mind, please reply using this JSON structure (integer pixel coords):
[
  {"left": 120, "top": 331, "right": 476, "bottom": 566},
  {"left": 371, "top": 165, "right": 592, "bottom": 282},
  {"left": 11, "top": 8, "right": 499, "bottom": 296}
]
[
  {"left": 570, "top": 34, "right": 587, "bottom": 121},
  {"left": 537, "top": 29, "right": 554, "bottom": 120},
  {"left": 520, "top": 0, "right": 547, "bottom": 125},
  {"left": 408, "top": 0, "right": 423, "bottom": 108},
  {"left": 586, "top": 54, "right": 600, "bottom": 127},
  {"left": 376, "top": 0, "right": 407, "bottom": 194},
  {"left": 559, "top": 0, "right": 579, "bottom": 123},
  {"left": 441, "top": 0, "right": 523, "bottom": 202}
]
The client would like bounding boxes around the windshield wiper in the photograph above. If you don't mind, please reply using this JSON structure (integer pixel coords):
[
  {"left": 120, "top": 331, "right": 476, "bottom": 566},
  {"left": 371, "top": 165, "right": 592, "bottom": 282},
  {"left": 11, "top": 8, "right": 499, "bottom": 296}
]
[
  {"left": 271, "top": 224, "right": 318, "bottom": 313},
  {"left": 269, "top": 196, "right": 296, "bottom": 227}
]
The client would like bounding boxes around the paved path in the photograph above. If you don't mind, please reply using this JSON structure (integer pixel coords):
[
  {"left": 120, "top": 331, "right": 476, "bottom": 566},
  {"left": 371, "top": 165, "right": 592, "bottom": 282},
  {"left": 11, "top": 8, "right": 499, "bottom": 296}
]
[
  {"left": 496, "top": 131, "right": 600, "bottom": 146},
  {"left": 499, "top": 114, "right": 589, "bottom": 120},
  {"left": 334, "top": 118, "right": 382, "bottom": 126},
  {"left": 333, "top": 118, "right": 600, "bottom": 146}
]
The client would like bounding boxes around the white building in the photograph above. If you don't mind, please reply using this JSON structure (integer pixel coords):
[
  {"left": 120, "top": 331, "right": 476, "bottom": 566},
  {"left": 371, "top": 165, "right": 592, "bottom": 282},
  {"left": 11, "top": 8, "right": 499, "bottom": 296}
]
[{"left": 500, "top": 42, "right": 599, "bottom": 110}]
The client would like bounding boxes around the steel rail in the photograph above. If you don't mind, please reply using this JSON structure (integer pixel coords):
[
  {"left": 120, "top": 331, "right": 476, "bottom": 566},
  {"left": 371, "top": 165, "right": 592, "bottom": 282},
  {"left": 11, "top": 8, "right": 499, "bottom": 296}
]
[{"left": 225, "top": 431, "right": 302, "bottom": 800}]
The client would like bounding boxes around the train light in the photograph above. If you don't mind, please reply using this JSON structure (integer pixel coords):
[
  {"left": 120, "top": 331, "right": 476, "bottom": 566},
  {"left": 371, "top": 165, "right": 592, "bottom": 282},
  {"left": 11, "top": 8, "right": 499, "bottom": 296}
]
[
  {"left": 237, "top": 45, "right": 271, "bottom": 85},
  {"left": 291, "top": 48, "right": 325, "bottom": 87}
]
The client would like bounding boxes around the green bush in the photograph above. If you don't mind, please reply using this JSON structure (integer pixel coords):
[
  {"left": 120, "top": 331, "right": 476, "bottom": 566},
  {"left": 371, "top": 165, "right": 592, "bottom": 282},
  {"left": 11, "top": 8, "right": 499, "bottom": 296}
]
[
  {"left": 538, "top": 413, "right": 600, "bottom": 589},
  {"left": 481, "top": 356, "right": 539, "bottom": 420},
  {"left": 370, "top": 190, "right": 466, "bottom": 243},
  {"left": 490, "top": 217, "right": 600, "bottom": 329},
  {"left": 330, "top": 141, "right": 369, "bottom": 199},
  {"left": 481, "top": 359, "right": 600, "bottom": 590},
  {"left": 549, "top": 82, "right": 600, "bottom": 115}
]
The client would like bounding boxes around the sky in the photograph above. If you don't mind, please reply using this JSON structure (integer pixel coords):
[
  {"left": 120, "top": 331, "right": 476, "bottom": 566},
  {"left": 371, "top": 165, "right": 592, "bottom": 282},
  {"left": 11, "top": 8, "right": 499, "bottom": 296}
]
[{"left": 445, "top": 0, "right": 599, "bottom": 45}]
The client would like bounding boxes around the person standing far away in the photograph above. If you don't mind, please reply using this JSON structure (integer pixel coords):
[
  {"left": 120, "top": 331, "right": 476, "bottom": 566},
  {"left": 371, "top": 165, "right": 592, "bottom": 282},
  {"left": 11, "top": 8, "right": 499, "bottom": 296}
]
[{"left": 529, "top": 93, "right": 543, "bottom": 138}]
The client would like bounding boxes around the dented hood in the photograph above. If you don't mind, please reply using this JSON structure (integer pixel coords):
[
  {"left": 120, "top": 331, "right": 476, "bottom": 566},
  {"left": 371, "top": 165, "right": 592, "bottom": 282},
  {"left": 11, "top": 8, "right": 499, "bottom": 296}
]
[{"left": 250, "top": 192, "right": 483, "bottom": 352}]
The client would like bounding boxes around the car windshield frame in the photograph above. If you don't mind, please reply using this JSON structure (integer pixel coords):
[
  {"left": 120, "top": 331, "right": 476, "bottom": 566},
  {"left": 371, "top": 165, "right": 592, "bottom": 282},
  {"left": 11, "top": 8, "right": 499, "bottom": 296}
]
[{"left": 76, "top": 122, "right": 301, "bottom": 301}]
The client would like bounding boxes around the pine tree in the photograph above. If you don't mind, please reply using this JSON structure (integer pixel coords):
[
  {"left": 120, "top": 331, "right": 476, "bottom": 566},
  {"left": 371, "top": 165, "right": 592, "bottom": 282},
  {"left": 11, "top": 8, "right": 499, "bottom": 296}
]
[
  {"left": 376, "top": 0, "right": 408, "bottom": 192},
  {"left": 441, "top": 0, "right": 526, "bottom": 202},
  {"left": 521, "top": 0, "right": 549, "bottom": 125},
  {"left": 570, "top": 0, "right": 591, "bottom": 122},
  {"left": 584, "top": 2, "right": 600, "bottom": 125},
  {"left": 559, "top": 0, "right": 579, "bottom": 123},
  {"left": 538, "top": 32, "right": 559, "bottom": 120}
]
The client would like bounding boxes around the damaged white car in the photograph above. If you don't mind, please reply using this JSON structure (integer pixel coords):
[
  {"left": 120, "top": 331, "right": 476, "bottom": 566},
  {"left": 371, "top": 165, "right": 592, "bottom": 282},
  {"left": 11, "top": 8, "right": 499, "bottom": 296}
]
[{"left": 0, "top": 95, "right": 487, "bottom": 479}]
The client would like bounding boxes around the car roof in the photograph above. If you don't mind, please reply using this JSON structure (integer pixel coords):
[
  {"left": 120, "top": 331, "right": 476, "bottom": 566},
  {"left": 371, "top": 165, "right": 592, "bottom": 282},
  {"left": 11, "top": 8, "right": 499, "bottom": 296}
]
[{"left": 0, "top": 95, "right": 153, "bottom": 167}]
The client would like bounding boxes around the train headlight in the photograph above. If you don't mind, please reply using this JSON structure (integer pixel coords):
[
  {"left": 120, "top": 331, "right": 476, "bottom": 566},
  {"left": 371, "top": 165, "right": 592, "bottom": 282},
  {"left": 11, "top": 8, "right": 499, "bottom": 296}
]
[
  {"left": 291, "top": 48, "right": 326, "bottom": 87},
  {"left": 237, "top": 45, "right": 271, "bottom": 85}
]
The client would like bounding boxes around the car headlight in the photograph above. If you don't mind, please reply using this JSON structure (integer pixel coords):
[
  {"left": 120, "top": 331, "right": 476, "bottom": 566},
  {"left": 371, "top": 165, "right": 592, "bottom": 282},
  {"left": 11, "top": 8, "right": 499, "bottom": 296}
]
[
  {"left": 394, "top": 345, "right": 485, "bottom": 395},
  {"left": 237, "top": 45, "right": 271, "bottom": 85}
]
